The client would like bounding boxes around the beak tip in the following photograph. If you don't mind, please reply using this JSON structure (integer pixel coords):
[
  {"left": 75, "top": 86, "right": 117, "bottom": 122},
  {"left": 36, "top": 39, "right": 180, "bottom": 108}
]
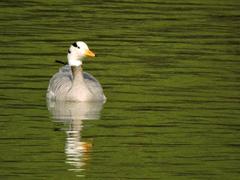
[{"left": 85, "top": 49, "right": 96, "bottom": 57}]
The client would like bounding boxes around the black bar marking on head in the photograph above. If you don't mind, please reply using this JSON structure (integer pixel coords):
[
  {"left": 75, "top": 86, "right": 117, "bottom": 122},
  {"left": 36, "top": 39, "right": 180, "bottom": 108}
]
[{"left": 72, "top": 42, "right": 78, "bottom": 47}]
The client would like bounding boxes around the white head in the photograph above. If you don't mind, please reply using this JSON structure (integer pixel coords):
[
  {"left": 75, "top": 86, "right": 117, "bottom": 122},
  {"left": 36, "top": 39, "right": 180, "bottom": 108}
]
[{"left": 67, "top": 41, "right": 95, "bottom": 66}]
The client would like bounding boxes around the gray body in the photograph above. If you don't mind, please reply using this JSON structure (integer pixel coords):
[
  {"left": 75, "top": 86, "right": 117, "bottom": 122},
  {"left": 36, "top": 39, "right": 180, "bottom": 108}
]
[{"left": 47, "top": 65, "right": 106, "bottom": 102}]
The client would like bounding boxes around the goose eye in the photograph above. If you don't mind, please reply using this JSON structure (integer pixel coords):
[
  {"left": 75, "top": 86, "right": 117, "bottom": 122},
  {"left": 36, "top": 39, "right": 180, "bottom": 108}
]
[{"left": 77, "top": 46, "right": 80, "bottom": 49}]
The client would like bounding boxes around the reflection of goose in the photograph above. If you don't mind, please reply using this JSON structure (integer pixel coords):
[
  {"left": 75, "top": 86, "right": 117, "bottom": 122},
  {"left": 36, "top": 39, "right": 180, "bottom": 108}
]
[
  {"left": 47, "top": 100, "right": 104, "bottom": 171},
  {"left": 47, "top": 41, "right": 106, "bottom": 102},
  {"left": 48, "top": 100, "right": 103, "bottom": 121}
]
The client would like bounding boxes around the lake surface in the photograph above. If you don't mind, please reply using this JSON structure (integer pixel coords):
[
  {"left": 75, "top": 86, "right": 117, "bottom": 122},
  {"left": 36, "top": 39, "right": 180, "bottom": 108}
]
[{"left": 0, "top": 0, "right": 240, "bottom": 179}]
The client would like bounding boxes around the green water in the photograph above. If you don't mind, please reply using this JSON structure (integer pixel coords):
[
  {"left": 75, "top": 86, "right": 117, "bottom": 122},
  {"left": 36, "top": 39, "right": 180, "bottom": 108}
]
[{"left": 0, "top": 0, "right": 240, "bottom": 179}]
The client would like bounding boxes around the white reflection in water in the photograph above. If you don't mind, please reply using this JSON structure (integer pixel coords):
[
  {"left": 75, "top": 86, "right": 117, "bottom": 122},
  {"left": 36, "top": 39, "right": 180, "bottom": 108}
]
[{"left": 47, "top": 100, "right": 104, "bottom": 172}]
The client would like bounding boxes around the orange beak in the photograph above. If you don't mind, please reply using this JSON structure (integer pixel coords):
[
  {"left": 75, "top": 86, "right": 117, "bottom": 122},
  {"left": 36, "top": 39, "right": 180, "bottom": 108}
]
[{"left": 84, "top": 49, "right": 95, "bottom": 57}]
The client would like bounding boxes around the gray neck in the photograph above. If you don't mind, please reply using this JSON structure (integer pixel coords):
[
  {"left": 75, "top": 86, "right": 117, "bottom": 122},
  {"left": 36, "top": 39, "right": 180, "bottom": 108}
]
[
  {"left": 70, "top": 66, "right": 87, "bottom": 90},
  {"left": 71, "top": 66, "right": 83, "bottom": 80},
  {"left": 68, "top": 65, "right": 92, "bottom": 101}
]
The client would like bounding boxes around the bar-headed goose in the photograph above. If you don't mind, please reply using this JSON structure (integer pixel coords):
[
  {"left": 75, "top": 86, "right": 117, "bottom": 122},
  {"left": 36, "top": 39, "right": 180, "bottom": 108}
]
[{"left": 47, "top": 41, "right": 106, "bottom": 102}]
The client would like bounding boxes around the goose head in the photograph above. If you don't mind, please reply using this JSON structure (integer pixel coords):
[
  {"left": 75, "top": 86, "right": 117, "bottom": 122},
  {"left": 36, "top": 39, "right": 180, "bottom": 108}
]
[{"left": 67, "top": 41, "right": 95, "bottom": 66}]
